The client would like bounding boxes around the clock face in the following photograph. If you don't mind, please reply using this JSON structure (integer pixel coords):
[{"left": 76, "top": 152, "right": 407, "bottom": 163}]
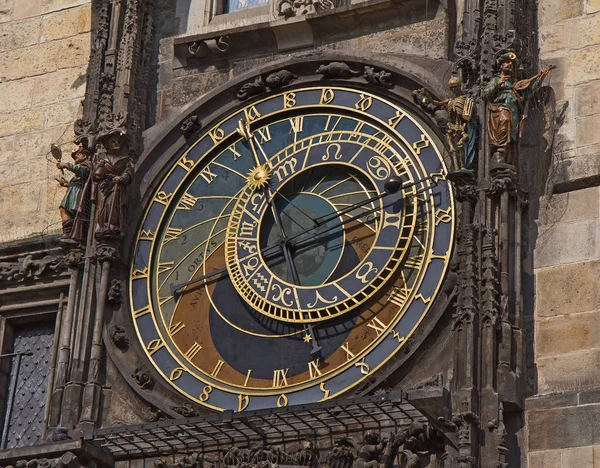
[{"left": 129, "top": 85, "right": 455, "bottom": 412}]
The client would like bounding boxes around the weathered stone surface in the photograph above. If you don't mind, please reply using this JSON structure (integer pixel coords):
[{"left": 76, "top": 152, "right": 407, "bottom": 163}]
[
  {"left": 0, "top": 182, "right": 43, "bottom": 218},
  {"left": 536, "top": 261, "right": 600, "bottom": 317},
  {"left": 528, "top": 404, "right": 600, "bottom": 450},
  {"left": 539, "top": 20, "right": 577, "bottom": 53},
  {"left": 0, "top": 0, "right": 13, "bottom": 23},
  {"left": 562, "top": 446, "right": 594, "bottom": 466},
  {"left": 578, "top": 388, "right": 600, "bottom": 405},
  {"left": 567, "top": 44, "right": 600, "bottom": 85},
  {"left": 13, "top": 126, "right": 69, "bottom": 158},
  {"left": 537, "top": 349, "right": 600, "bottom": 393},
  {"left": 538, "top": 186, "right": 600, "bottom": 227},
  {"left": 0, "top": 78, "right": 35, "bottom": 113},
  {"left": 0, "top": 17, "right": 41, "bottom": 52},
  {"left": 576, "top": 80, "right": 600, "bottom": 117},
  {"left": 45, "top": 98, "right": 80, "bottom": 126},
  {"left": 552, "top": 152, "right": 600, "bottom": 189},
  {"left": 41, "top": 0, "right": 88, "bottom": 15},
  {"left": 539, "top": 0, "right": 583, "bottom": 26},
  {"left": 534, "top": 221, "right": 600, "bottom": 268},
  {"left": 0, "top": 108, "right": 45, "bottom": 137},
  {"left": 12, "top": 0, "right": 41, "bottom": 20},
  {"left": 577, "top": 14, "right": 600, "bottom": 48},
  {"left": 577, "top": 113, "right": 600, "bottom": 147},
  {"left": 0, "top": 34, "right": 89, "bottom": 80},
  {"left": 525, "top": 390, "right": 579, "bottom": 410},
  {"left": 40, "top": 5, "right": 82, "bottom": 42},
  {"left": 77, "top": 4, "right": 90, "bottom": 32},
  {"left": 537, "top": 311, "right": 600, "bottom": 356},
  {"left": 528, "top": 449, "right": 561, "bottom": 468},
  {"left": 587, "top": 0, "right": 600, "bottom": 14},
  {"left": 32, "top": 65, "right": 87, "bottom": 106}
]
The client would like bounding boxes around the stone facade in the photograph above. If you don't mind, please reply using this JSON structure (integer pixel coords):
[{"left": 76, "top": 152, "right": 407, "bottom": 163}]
[
  {"left": 525, "top": 0, "right": 600, "bottom": 465},
  {"left": 0, "top": 0, "right": 91, "bottom": 244}
]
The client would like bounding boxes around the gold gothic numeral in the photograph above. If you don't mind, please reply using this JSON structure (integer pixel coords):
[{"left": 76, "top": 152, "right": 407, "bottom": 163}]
[
  {"left": 284, "top": 92, "right": 297, "bottom": 109},
  {"left": 391, "top": 330, "right": 405, "bottom": 343},
  {"left": 435, "top": 207, "right": 453, "bottom": 225},
  {"left": 320, "top": 88, "right": 335, "bottom": 104},
  {"left": 320, "top": 382, "right": 330, "bottom": 400},
  {"left": 178, "top": 154, "right": 195, "bottom": 172},
  {"left": 308, "top": 359, "right": 323, "bottom": 379},
  {"left": 132, "top": 267, "right": 148, "bottom": 279},
  {"left": 146, "top": 338, "right": 164, "bottom": 356},
  {"left": 277, "top": 394, "right": 288, "bottom": 407},
  {"left": 355, "top": 359, "right": 370, "bottom": 375},
  {"left": 139, "top": 230, "right": 155, "bottom": 241},
  {"left": 388, "top": 110, "right": 405, "bottom": 127},
  {"left": 185, "top": 342, "right": 202, "bottom": 360},
  {"left": 209, "top": 127, "right": 225, "bottom": 144},
  {"left": 244, "top": 105, "right": 261, "bottom": 122},
  {"left": 272, "top": 368, "right": 289, "bottom": 387},
  {"left": 413, "top": 134, "right": 431, "bottom": 154},
  {"left": 154, "top": 191, "right": 173, "bottom": 206},
  {"left": 367, "top": 317, "right": 387, "bottom": 336},
  {"left": 429, "top": 172, "right": 446, "bottom": 183},
  {"left": 170, "top": 367, "right": 185, "bottom": 381},
  {"left": 415, "top": 293, "right": 432, "bottom": 304},
  {"left": 355, "top": 94, "right": 373, "bottom": 112},
  {"left": 199, "top": 385, "right": 213, "bottom": 402},
  {"left": 238, "top": 394, "right": 250, "bottom": 412}
]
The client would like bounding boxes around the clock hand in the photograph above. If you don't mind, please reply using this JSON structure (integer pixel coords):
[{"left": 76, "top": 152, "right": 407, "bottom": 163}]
[{"left": 239, "top": 119, "right": 323, "bottom": 354}]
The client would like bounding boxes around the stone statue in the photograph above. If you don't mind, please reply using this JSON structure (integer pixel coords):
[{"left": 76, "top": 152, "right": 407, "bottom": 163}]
[
  {"left": 482, "top": 51, "right": 552, "bottom": 165},
  {"left": 354, "top": 431, "right": 387, "bottom": 468},
  {"left": 415, "top": 77, "right": 479, "bottom": 176},
  {"left": 56, "top": 145, "right": 93, "bottom": 241},
  {"left": 94, "top": 131, "right": 133, "bottom": 240}
]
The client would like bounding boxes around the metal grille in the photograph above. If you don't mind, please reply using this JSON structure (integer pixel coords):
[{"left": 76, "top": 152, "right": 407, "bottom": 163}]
[
  {"left": 1, "top": 324, "right": 54, "bottom": 449},
  {"left": 90, "top": 391, "right": 422, "bottom": 460}
]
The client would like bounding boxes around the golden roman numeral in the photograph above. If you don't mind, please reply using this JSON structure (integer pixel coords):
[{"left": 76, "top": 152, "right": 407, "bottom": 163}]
[
  {"left": 290, "top": 116, "right": 304, "bottom": 134},
  {"left": 158, "top": 261, "right": 174, "bottom": 275},
  {"left": 211, "top": 360, "right": 225, "bottom": 377},
  {"left": 341, "top": 342, "right": 355, "bottom": 361},
  {"left": 404, "top": 254, "right": 424, "bottom": 270},
  {"left": 133, "top": 304, "right": 152, "bottom": 319},
  {"left": 308, "top": 359, "right": 322, "bottom": 379},
  {"left": 367, "top": 317, "right": 387, "bottom": 336},
  {"left": 272, "top": 368, "right": 289, "bottom": 387},
  {"left": 373, "top": 135, "right": 393, "bottom": 154},
  {"left": 169, "top": 321, "right": 185, "bottom": 336},
  {"left": 257, "top": 127, "right": 271, "bottom": 143},
  {"left": 184, "top": 342, "right": 202, "bottom": 360},
  {"left": 199, "top": 166, "right": 218, "bottom": 185},
  {"left": 388, "top": 285, "right": 409, "bottom": 307},
  {"left": 230, "top": 144, "right": 242, "bottom": 160},
  {"left": 244, "top": 369, "right": 252, "bottom": 387},
  {"left": 163, "top": 227, "right": 183, "bottom": 243}
]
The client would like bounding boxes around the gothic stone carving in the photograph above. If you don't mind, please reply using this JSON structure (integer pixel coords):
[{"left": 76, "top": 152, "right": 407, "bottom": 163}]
[
  {"left": 131, "top": 368, "right": 154, "bottom": 390},
  {"left": 237, "top": 77, "right": 266, "bottom": 101},
  {"left": 107, "top": 279, "right": 122, "bottom": 305},
  {"left": 363, "top": 67, "right": 393, "bottom": 88},
  {"left": 265, "top": 70, "right": 297, "bottom": 89},
  {"left": 180, "top": 115, "right": 202, "bottom": 138},
  {"left": 1, "top": 451, "right": 99, "bottom": 468},
  {"left": 326, "top": 439, "right": 356, "bottom": 468},
  {"left": 277, "top": 0, "right": 334, "bottom": 17},
  {"left": 0, "top": 254, "right": 67, "bottom": 283},
  {"left": 155, "top": 453, "right": 203, "bottom": 468},
  {"left": 316, "top": 62, "right": 361, "bottom": 79},
  {"left": 110, "top": 325, "right": 129, "bottom": 351}
]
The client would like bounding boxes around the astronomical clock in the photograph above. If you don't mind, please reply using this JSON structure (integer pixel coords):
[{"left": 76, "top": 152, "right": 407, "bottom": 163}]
[{"left": 127, "top": 79, "right": 455, "bottom": 413}]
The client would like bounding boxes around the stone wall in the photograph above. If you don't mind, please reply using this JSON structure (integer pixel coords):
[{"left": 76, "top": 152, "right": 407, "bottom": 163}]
[
  {"left": 0, "top": 0, "right": 91, "bottom": 244},
  {"left": 527, "top": 0, "right": 600, "bottom": 465}
]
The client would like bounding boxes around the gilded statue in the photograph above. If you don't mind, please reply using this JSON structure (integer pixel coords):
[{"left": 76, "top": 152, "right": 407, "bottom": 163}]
[
  {"left": 482, "top": 51, "right": 553, "bottom": 165},
  {"left": 415, "top": 77, "right": 478, "bottom": 176}
]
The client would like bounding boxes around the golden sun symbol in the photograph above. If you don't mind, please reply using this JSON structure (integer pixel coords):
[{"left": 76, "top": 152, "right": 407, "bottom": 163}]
[{"left": 246, "top": 164, "right": 271, "bottom": 190}]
